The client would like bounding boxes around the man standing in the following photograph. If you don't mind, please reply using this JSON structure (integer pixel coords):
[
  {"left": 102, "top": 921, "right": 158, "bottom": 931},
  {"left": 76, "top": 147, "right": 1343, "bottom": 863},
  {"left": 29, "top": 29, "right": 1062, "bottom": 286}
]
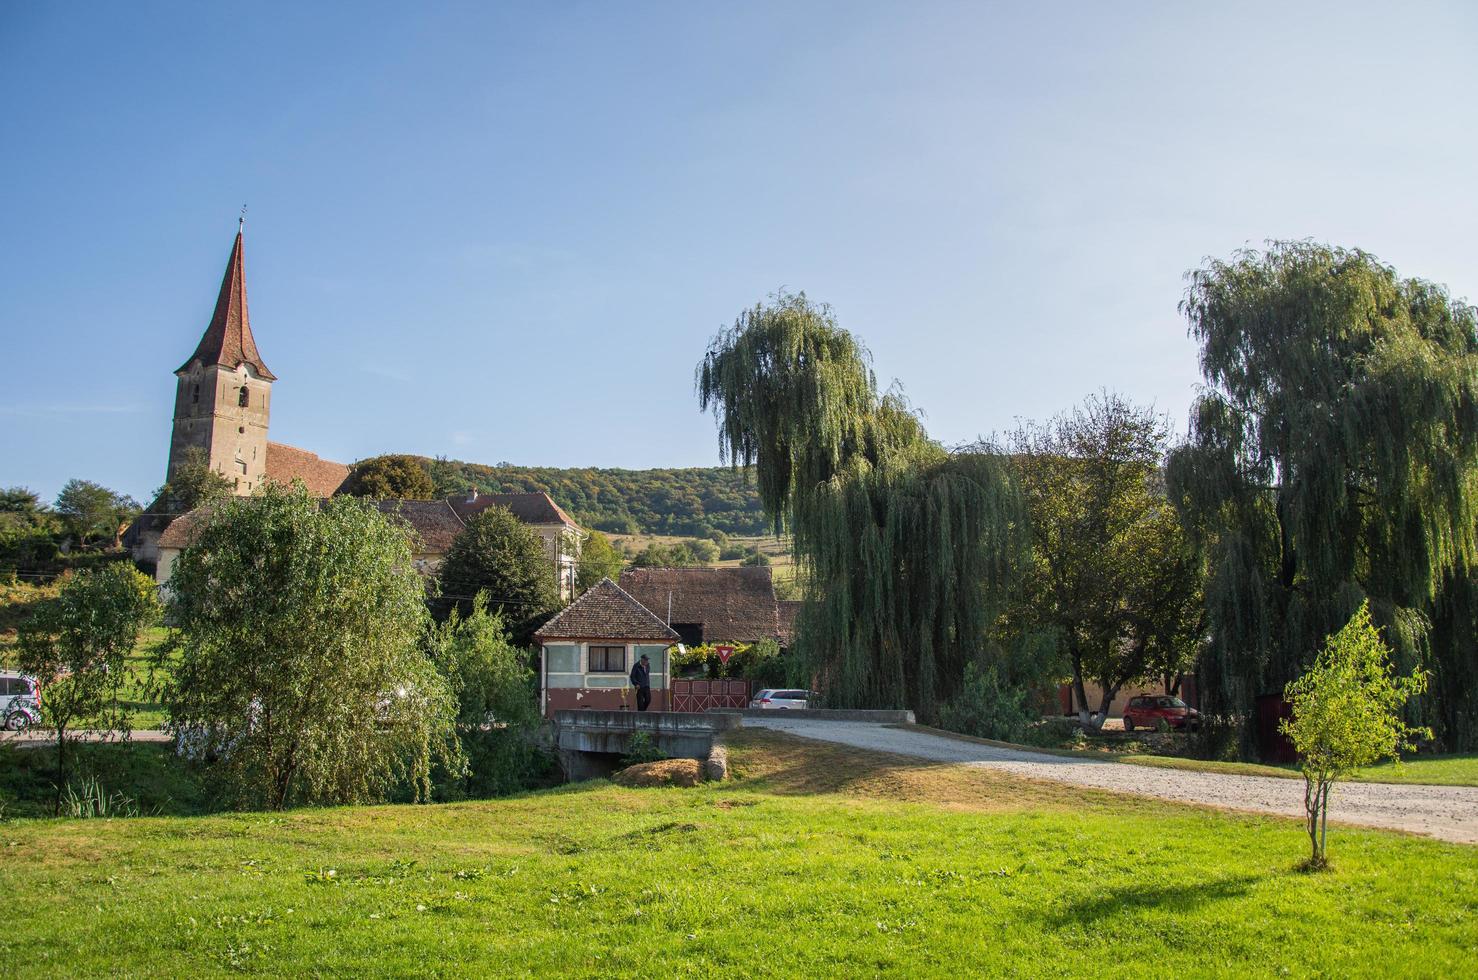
[{"left": 630, "top": 653, "right": 652, "bottom": 712}]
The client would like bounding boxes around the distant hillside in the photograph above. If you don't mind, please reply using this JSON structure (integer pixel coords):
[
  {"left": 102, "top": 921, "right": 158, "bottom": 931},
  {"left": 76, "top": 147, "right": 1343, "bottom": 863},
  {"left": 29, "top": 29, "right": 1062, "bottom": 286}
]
[{"left": 420, "top": 458, "right": 770, "bottom": 537}]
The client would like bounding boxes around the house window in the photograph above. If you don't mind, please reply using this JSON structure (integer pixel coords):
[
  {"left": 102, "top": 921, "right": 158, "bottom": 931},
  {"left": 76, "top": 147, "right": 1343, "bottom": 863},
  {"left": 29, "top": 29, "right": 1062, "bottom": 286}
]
[
  {"left": 238, "top": 387, "right": 249, "bottom": 407},
  {"left": 588, "top": 645, "right": 626, "bottom": 672}
]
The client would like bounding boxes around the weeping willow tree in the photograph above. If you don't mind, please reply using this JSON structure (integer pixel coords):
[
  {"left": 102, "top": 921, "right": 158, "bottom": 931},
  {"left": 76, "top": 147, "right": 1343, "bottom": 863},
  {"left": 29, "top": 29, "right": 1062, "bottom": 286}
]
[
  {"left": 697, "top": 292, "right": 1024, "bottom": 720},
  {"left": 1166, "top": 242, "right": 1478, "bottom": 752}
]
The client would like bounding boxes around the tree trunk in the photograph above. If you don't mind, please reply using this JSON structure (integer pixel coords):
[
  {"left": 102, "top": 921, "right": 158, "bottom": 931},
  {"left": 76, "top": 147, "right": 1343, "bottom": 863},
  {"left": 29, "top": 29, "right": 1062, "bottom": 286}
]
[
  {"left": 1071, "top": 652, "right": 1094, "bottom": 729},
  {"left": 1094, "top": 686, "right": 1118, "bottom": 731}
]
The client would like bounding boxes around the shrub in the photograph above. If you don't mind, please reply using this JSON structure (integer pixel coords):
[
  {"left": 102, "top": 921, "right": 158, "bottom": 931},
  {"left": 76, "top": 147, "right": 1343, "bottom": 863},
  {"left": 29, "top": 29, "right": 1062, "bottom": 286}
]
[
  {"left": 620, "top": 730, "right": 666, "bottom": 768},
  {"left": 61, "top": 775, "right": 140, "bottom": 819},
  {"left": 938, "top": 662, "right": 1034, "bottom": 742},
  {"left": 426, "top": 593, "right": 552, "bottom": 798}
]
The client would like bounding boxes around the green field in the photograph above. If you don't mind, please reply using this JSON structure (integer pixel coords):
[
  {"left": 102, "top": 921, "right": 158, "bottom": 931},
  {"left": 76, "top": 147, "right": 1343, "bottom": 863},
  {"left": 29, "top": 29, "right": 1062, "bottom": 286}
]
[{"left": 0, "top": 730, "right": 1473, "bottom": 977}]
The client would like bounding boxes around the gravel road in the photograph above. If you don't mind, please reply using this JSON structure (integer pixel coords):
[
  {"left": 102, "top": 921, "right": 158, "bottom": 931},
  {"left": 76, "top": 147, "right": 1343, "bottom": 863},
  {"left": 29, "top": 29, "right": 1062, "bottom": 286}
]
[{"left": 745, "top": 716, "right": 1478, "bottom": 844}]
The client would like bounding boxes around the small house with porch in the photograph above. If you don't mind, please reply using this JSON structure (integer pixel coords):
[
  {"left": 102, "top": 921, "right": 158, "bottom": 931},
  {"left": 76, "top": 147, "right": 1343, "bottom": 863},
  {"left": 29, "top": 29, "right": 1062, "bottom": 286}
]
[{"left": 534, "top": 578, "right": 680, "bottom": 717}]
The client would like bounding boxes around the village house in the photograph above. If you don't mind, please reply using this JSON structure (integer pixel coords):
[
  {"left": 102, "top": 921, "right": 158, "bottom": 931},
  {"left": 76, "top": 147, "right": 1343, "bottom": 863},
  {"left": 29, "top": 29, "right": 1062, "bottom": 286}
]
[
  {"left": 128, "top": 226, "right": 584, "bottom": 594},
  {"left": 535, "top": 578, "right": 680, "bottom": 715}
]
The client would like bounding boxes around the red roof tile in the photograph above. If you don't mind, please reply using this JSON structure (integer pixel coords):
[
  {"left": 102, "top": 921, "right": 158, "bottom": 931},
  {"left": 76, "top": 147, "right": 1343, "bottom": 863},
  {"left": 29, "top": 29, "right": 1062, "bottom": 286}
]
[
  {"left": 177, "top": 229, "right": 276, "bottom": 380},
  {"left": 372, "top": 499, "right": 465, "bottom": 554},
  {"left": 264, "top": 442, "right": 351, "bottom": 497},
  {"left": 534, "top": 578, "right": 679, "bottom": 642},
  {"left": 448, "top": 490, "right": 579, "bottom": 528},
  {"left": 618, "top": 566, "right": 785, "bottom": 644}
]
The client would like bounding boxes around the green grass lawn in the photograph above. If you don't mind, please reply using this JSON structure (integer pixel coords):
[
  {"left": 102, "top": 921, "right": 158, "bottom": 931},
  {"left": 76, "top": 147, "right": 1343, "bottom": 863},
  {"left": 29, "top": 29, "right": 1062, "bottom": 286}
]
[{"left": 0, "top": 730, "right": 1473, "bottom": 977}]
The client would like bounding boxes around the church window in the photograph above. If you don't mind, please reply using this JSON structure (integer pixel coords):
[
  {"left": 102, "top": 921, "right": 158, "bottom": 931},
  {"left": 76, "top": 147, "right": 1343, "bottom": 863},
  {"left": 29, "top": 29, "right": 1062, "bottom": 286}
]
[
  {"left": 191, "top": 384, "right": 200, "bottom": 404},
  {"left": 238, "top": 387, "right": 249, "bottom": 407},
  {"left": 236, "top": 459, "right": 248, "bottom": 475}
]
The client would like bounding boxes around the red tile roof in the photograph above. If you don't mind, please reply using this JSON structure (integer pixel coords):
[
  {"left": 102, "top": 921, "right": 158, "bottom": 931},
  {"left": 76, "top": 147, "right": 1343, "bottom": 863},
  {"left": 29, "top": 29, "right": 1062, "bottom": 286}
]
[
  {"left": 176, "top": 229, "right": 276, "bottom": 380},
  {"left": 617, "top": 566, "right": 785, "bottom": 644},
  {"left": 534, "top": 578, "right": 679, "bottom": 642},
  {"left": 264, "top": 442, "right": 350, "bottom": 497},
  {"left": 156, "top": 502, "right": 223, "bottom": 550},
  {"left": 373, "top": 499, "right": 465, "bottom": 554},
  {"left": 448, "top": 490, "right": 579, "bottom": 528}
]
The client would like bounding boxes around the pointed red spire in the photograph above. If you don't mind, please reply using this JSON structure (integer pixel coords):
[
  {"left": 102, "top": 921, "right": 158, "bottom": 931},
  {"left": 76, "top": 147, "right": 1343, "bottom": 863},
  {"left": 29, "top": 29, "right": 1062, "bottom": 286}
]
[{"left": 176, "top": 226, "right": 276, "bottom": 379}]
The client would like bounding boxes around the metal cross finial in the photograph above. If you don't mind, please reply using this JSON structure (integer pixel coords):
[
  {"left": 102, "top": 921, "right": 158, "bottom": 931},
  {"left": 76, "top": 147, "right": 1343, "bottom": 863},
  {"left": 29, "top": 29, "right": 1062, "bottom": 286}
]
[{"left": 240, "top": 205, "right": 247, "bottom": 230}]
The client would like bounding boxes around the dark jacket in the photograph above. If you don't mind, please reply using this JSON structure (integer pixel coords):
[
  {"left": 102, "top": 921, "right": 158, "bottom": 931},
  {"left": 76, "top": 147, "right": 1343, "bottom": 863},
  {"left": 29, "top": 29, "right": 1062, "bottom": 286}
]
[{"left": 630, "top": 661, "right": 650, "bottom": 689}]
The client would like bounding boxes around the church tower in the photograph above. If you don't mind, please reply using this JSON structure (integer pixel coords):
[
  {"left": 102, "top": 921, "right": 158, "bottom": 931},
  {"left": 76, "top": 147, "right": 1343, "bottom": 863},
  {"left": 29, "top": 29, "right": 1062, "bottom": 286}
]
[{"left": 167, "top": 223, "right": 276, "bottom": 495}]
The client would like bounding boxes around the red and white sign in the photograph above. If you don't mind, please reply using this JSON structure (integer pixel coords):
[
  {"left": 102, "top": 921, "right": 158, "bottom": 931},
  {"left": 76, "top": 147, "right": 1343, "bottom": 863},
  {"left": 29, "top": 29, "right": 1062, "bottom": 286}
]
[{"left": 715, "top": 644, "right": 736, "bottom": 665}]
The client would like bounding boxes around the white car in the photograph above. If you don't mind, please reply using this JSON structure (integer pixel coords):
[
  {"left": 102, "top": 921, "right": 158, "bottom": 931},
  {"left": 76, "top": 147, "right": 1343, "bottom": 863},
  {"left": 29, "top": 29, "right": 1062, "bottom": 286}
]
[
  {"left": 1, "top": 671, "right": 41, "bottom": 731},
  {"left": 749, "top": 689, "right": 811, "bottom": 710}
]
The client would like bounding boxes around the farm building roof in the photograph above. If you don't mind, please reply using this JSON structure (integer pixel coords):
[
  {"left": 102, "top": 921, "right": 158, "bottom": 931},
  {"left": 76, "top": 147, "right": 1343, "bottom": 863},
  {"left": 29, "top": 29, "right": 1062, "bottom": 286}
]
[
  {"left": 534, "top": 578, "right": 680, "bottom": 642},
  {"left": 448, "top": 490, "right": 579, "bottom": 528},
  {"left": 617, "top": 566, "right": 787, "bottom": 645}
]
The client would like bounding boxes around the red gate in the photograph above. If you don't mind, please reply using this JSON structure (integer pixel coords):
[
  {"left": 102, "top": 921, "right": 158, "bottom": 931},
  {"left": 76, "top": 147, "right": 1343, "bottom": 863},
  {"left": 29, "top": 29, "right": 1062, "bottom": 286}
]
[{"left": 670, "top": 678, "right": 750, "bottom": 712}]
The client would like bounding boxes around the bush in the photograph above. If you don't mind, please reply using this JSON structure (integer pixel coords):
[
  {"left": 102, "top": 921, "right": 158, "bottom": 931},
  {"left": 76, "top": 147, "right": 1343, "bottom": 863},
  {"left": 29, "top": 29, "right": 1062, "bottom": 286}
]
[
  {"left": 620, "top": 730, "right": 666, "bottom": 768},
  {"left": 61, "top": 775, "right": 140, "bottom": 819},
  {"left": 684, "top": 539, "right": 720, "bottom": 563},
  {"left": 426, "top": 594, "right": 552, "bottom": 798},
  {"left": 938, "top": 662, "right": 1034, "bottom": 742},
  {"left": 718, "top": 543, "right": 747, "bottom": 561}
]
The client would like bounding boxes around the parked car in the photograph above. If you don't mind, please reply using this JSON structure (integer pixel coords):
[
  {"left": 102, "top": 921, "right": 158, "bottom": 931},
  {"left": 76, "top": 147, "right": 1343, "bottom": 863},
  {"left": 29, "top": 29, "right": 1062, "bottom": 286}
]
[
  {"left": 749, "top": 689, "right": 812, "bottom": 710},
  {"left": 1, "top": 672, "right": 41, "bottom": 732},
  {"left": 1122, "top": 694, "right": 1199, "bottom": 732}
]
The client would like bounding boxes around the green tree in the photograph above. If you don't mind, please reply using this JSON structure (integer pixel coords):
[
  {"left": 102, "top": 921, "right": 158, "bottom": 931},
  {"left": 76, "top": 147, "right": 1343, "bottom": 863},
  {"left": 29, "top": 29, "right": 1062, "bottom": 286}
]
[
  {"left": 998, "top": 394, "right": 1203, "bottom": 729},
  {"left": 341, "top": 454, "right": 436, "bottom": 499},
  {"left": 697, "top": 292, "right": 1025, "bottom": 720},
  {"left": 0, "top": 487, "right": 60, "bottom": 570},
  {"left": 575, "top": 530, "right": 623, "bottom": 593},
  {"left": 54, "top": 479, "right": 139, "bottom": 548},
  {"left": 440, "top": 505, "right": 560, "bottom": 645},
  {"left": 154, "top": 447, "right": 233, "bottom": 515},
  {"left": 163, "top": 484, "right": 457, "bottom": 809},
  {"left": 740, "top": 547, "right": 771, "bottom": 567},
  {"left": 17, "top": 564, "right": 159, "bottom": 809},
  {"left": 1167, "top": 243, "right": 1478, "bottom": 753},
  {"left": 426, "top": 593, "right": 548, "bottom": 797},
  {"left": 630, "top": 542, "right": 698, "bottom": 568},
  {"left": 1281, "top": 602, "right": 1428, "bottom": 867},
  {"left": 684, "top": 538, "right": 720, "bottom": 564}
]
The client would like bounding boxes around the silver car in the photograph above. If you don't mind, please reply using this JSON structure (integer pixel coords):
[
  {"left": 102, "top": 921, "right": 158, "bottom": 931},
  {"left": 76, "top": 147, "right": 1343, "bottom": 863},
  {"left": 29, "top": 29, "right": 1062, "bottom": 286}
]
[
  {"left": 748, "top": 689, "right": 811, "bottom": 710},
  {"left": 1, "top": 672, "right": 40, "bottom": 731}
]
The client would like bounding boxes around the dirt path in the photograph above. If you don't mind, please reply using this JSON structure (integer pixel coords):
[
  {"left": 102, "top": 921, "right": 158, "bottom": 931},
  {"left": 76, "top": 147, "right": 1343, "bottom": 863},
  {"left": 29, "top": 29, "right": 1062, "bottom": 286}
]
[
  {"left": 745, "top": 717, "right": 1478, "bottom": 844},
  {"left": 0, "top": 729, "right": 171, "bottom": 749}
]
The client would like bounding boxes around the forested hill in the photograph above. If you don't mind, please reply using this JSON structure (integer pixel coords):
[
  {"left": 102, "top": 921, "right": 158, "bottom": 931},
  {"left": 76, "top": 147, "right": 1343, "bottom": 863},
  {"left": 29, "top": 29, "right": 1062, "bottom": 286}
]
[{"left": 420, "top": 458, "right": 769, "bottom": 537}]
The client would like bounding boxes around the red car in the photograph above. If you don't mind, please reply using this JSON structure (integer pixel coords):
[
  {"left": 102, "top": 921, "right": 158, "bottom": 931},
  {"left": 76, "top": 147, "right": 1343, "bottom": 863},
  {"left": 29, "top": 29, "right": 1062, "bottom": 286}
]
[{"left": 1122, "top": 695, "right": 1199, "bottom": 732}]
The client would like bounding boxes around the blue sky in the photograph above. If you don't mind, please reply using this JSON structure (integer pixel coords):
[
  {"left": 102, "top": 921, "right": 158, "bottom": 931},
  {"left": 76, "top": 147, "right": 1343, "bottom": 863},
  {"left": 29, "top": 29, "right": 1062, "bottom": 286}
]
[{"left": 3, "top": 1, "right": 1476, "bottom": 503}]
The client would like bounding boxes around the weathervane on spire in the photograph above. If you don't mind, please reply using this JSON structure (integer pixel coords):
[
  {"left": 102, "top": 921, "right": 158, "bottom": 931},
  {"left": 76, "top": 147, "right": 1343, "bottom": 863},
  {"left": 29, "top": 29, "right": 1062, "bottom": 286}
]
[{"left": 240, "top": 204, "right": 247, "bottom": 231}]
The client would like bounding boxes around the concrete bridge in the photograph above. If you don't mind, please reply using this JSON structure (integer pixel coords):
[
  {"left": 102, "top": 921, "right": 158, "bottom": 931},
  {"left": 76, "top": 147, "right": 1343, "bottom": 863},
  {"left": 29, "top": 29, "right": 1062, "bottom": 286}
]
[{"left": 552, "top": 709, "right": 742, "bottom": 781}]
